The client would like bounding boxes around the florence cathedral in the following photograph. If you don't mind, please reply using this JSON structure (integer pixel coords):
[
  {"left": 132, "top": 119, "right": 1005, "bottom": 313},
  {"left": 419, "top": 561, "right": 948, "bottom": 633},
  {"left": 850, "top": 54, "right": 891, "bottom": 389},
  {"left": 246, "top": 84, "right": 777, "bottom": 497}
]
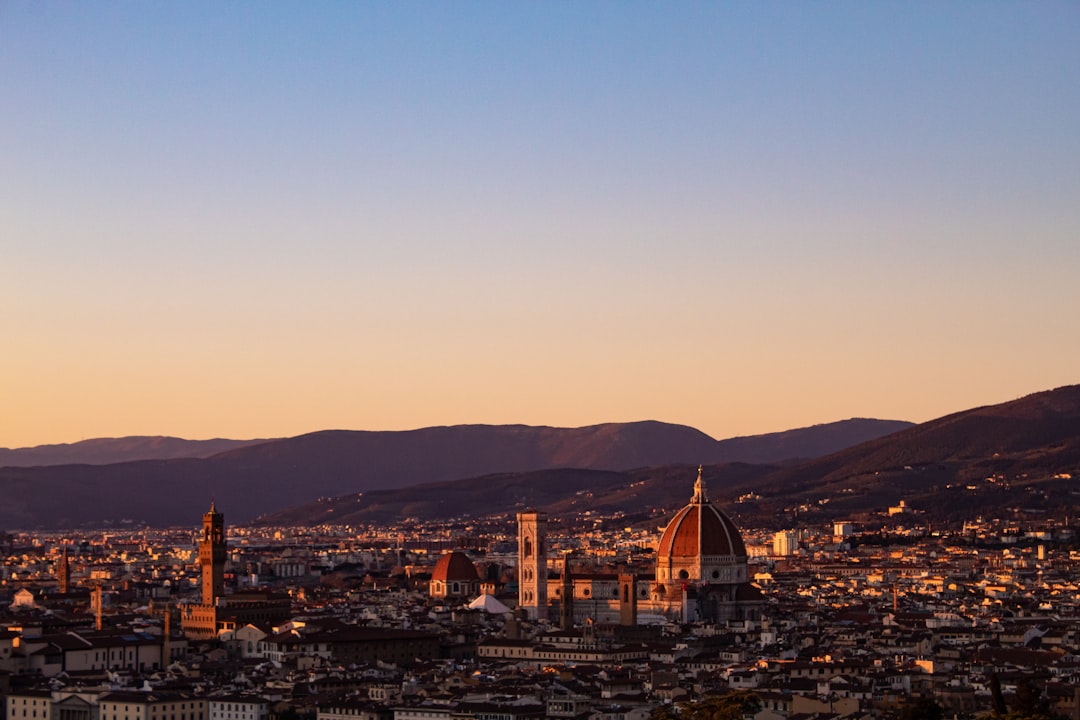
[{"left": 512, "top": 467, "right": 764, "bottom": 625}]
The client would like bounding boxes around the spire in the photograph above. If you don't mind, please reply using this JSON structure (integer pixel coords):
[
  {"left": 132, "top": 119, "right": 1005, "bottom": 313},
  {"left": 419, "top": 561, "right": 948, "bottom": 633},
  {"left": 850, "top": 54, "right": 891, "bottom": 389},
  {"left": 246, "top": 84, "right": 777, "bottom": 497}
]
[{"left": 692, "top": 465, "right": 707, "bottom": 504}]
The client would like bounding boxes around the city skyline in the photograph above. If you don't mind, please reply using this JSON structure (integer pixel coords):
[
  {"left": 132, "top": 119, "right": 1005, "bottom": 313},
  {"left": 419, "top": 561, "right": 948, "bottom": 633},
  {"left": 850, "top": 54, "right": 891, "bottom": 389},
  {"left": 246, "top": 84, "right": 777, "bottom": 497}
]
[{"left": 3, "top": 3, "right": 1078, "bottom": 448}]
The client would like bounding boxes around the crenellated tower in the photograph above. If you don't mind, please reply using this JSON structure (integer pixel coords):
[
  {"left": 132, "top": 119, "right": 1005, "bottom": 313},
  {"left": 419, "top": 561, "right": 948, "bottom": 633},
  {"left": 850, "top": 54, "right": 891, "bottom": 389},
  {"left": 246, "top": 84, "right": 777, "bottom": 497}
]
[{"left": 199, "top": 501, "right": 226, "bottom": 605}]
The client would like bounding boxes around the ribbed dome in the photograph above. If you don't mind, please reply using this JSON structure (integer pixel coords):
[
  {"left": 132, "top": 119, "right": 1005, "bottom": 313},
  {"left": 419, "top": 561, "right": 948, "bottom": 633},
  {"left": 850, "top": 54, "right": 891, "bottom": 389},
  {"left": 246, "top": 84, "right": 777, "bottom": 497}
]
[
  {"left": 657, "top": 468, "right": 747, "bottom": 559},
  {"left": 432, "top": 551, "right": 479, "bottom": 583}
]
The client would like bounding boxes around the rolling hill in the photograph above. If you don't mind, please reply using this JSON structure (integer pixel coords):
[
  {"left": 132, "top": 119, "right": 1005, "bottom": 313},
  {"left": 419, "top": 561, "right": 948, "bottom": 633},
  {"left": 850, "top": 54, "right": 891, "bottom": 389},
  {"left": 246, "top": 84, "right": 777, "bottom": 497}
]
[
  {"left": 735, "top": 385, "right": 1080, "bottom": 525},
  {"left": 0, "top": 436, "right": 271, "bottom": 467},
  {"left": 7, "top": 382, "right": 1079, "bottom": 532},
  {"left": 258, "top": 463, "right": 777, "bottom": 528},
  {"left": 262, "top": 386, "right": 1080, "bottom": 529},
  {"left": 0, "top": 418, "right": 908, "bottom": 530}
]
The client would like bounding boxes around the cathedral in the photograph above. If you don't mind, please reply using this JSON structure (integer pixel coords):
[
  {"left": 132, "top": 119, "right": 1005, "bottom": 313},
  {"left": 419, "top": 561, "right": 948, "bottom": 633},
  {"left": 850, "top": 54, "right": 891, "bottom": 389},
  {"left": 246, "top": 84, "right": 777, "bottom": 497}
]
[{"left": 517, "top": 467, "right": 763, "bottom": 625}]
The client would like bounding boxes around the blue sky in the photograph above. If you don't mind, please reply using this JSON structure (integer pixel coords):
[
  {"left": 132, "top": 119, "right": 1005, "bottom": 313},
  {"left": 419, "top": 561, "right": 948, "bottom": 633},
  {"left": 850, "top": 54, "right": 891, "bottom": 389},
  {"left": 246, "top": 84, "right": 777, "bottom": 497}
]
[{"left": 2, "top": 3, "right": 1078, "bottom": 447}]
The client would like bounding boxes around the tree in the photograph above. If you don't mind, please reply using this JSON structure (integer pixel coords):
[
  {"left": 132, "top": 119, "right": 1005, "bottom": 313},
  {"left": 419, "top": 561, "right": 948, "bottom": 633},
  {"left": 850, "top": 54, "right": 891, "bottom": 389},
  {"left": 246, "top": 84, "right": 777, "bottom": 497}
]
[
  {"left": 990, "top": 673, "right": 1008, "bottom": 716},
  {"left": 898, "top": 696, "right": 944, "bottom": 720},
  {"left": 675, "top": 691, "right": 762, "bottom": 720},
  {"left": 1005, "top": 678, "right": 1059, "bottom": 720}
]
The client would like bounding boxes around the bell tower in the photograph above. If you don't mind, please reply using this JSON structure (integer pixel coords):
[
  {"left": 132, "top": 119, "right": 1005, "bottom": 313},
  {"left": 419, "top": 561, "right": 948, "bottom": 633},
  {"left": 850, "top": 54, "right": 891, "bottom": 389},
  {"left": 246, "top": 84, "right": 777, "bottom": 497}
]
[
  {"left": 516, "top": 510, "right": 547, "bottom": 620},
  {"left": 57, "top": 547, "right": 71, "bottom": 594},
  {"left": 199, "top": 501, "right": 226, "bottom": 605}
]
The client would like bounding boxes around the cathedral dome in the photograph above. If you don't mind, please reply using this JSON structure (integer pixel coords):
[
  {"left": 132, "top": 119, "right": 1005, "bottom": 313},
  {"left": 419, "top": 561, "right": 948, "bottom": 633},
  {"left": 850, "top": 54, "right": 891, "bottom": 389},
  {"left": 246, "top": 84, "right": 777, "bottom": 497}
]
[
  {"left": 654, "top": 468, "right": 748, "bottom": 587},
  {"left": 657, "top": 501, "right": 747, "bottom": 558},
  {"left": 432, "top": 551, "right": 479, "bottom": 583}
]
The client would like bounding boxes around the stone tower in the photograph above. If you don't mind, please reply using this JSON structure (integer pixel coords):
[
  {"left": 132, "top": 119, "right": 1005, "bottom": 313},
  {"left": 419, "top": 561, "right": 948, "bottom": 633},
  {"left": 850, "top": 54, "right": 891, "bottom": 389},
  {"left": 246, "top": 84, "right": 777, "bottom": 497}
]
[
  {"left": 619, "top": 573, "right": 637, "bottom": 626},
  {"left": 199, "top": 501, "right": 226, "bottom": 605},
  {"left": 516, "top": 510, "right": 547, "bottom": 620},
  {"left": 57, "top": 547, "right": 70, "bottom": 594}
]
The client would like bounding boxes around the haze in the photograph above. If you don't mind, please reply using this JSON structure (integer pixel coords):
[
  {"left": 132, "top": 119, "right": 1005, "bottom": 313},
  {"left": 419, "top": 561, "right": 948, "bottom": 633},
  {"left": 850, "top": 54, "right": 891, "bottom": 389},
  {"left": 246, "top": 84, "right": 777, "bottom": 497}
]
[{"left": 2, "top": 4, "right": 1078, "bottom": 448}]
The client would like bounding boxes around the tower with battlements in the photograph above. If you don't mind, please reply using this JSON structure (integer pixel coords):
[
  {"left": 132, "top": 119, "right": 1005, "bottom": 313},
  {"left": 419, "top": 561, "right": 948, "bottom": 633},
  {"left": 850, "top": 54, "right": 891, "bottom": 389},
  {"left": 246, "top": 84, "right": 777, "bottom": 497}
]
[{"left": 199, "top": 501, "right": 226, "bottom": 605}]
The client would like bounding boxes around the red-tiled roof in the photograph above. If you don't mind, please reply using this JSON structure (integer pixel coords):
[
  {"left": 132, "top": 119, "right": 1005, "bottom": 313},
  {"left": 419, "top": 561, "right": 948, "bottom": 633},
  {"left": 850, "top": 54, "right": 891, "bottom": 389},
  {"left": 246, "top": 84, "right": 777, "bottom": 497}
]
[
  {"left": 432, "top": 551, "right": 479, "bottom": 583},
  {"left": 657, "top": 503, "right": 747, "bottom": 559}
]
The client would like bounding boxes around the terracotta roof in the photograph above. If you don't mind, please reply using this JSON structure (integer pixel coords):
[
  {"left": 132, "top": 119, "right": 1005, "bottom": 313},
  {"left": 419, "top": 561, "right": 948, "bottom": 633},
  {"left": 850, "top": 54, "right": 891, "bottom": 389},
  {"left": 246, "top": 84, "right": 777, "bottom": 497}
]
[
  {"left": 432, "top": 551, "right": 479, "bottom": 583},
  {"left": 657, "top": 503, "right": 747, "bottom": 559}
]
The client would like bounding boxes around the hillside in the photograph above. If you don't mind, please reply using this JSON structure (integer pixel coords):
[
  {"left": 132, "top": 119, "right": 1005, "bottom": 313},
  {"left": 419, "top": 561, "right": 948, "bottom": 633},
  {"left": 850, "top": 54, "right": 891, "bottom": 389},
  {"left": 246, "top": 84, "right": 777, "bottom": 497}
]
[
  {"left": 0, "top": 418, "right": 907, "bottom": 530},
  {"left": 736, "top": 385, "right": 1080, "bottom": 525},
  {"left": 0, "top": 436, "right": 271, "bottom": 467},
  {"left": 262, "top": 386, "right": 1080, "bottom": 529},
  {"left": 259, "top": 463, "right": 776, "bottom": 528}
]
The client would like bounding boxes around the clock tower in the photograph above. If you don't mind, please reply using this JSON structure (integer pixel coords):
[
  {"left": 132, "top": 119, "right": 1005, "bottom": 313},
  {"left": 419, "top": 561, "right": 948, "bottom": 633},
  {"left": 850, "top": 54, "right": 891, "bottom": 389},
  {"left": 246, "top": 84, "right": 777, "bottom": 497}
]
[{"left": 199, "top": 501, "right": 226, "bottom": 605}]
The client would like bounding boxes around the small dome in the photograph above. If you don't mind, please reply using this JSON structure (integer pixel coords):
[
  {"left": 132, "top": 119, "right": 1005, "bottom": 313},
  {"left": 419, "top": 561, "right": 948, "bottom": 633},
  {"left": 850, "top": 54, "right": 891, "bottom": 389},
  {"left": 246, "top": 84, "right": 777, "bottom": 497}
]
[{"left": 432, "top": 551, "right": 479, "bottom": 583}]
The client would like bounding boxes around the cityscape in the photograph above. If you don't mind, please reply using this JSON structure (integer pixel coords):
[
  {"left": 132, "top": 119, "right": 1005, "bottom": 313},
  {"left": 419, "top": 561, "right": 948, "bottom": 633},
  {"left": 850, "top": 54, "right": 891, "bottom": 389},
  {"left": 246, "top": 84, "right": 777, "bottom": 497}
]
[
  {"left": 2, "top": 412, "right": 1079, "bottom": 720},
  {"left": 3, "top": 3, "right": 1079, "bottom": 720}
]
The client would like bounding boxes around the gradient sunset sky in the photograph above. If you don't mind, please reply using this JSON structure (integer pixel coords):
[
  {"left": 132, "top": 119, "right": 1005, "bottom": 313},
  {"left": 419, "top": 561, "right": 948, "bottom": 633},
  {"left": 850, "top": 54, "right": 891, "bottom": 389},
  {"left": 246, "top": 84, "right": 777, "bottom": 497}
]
[{"left": 2, "top": 3, "right": 1078, "bottom": 449}]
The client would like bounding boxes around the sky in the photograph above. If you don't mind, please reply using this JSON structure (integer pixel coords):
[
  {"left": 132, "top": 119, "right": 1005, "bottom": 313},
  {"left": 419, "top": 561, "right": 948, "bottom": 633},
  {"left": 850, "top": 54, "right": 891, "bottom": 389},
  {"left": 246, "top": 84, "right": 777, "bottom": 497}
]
[{"left": 2, "top": 3, "right": 1079, "bottom": 449}]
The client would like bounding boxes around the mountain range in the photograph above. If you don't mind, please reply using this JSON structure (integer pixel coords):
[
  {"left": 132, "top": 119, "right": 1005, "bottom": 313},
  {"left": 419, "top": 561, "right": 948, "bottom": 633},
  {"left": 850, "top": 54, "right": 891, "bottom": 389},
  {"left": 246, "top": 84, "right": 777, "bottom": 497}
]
[
  {"left": 4, "top": 386, "right": 1079, "bottom": 532},
  {"left": 0, "top": 418, "right": 909, "bottom": 530},
  {"left": 0, "top": 436, "right": 270, "bottom": 467},
  {"left": 264, "top": 386, "right": 1080, "bottom": 530}
]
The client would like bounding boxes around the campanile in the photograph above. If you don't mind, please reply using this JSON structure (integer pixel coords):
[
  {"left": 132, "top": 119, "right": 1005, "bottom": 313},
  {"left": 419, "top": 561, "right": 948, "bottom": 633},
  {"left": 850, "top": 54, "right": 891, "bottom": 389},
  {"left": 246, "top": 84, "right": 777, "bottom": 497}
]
[{"left": 516, "top": 510, "right": 547, "bottom": 620}]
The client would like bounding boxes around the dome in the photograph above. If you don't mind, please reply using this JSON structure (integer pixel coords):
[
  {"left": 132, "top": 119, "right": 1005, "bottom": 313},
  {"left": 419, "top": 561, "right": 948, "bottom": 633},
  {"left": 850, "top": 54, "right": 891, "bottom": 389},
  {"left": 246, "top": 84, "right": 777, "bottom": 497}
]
[
  {"left": 657, "top": 467, "right": 747, "bottom": 561},
  {"left": 432, "top": 551, "right": 479, "bottom": 583},
  {"left": 657, "top": 504, "right": 747, "bottom": 558}
]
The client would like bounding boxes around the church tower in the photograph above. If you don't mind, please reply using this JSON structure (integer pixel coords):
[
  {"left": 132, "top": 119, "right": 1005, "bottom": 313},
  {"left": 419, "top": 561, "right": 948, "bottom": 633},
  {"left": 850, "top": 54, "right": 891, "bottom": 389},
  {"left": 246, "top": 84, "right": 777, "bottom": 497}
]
[
  {"left": 619, "top": 573, "right": 637, "bottom": 626},
  {"left": 57, "top": 547, "right": 70, "bottom": 594},
  {"left": 199, "top": 501, "right": 226, "bottom": 605},
  {"left": 516, "top": 510, "right": 547, "bottom": 620}
]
